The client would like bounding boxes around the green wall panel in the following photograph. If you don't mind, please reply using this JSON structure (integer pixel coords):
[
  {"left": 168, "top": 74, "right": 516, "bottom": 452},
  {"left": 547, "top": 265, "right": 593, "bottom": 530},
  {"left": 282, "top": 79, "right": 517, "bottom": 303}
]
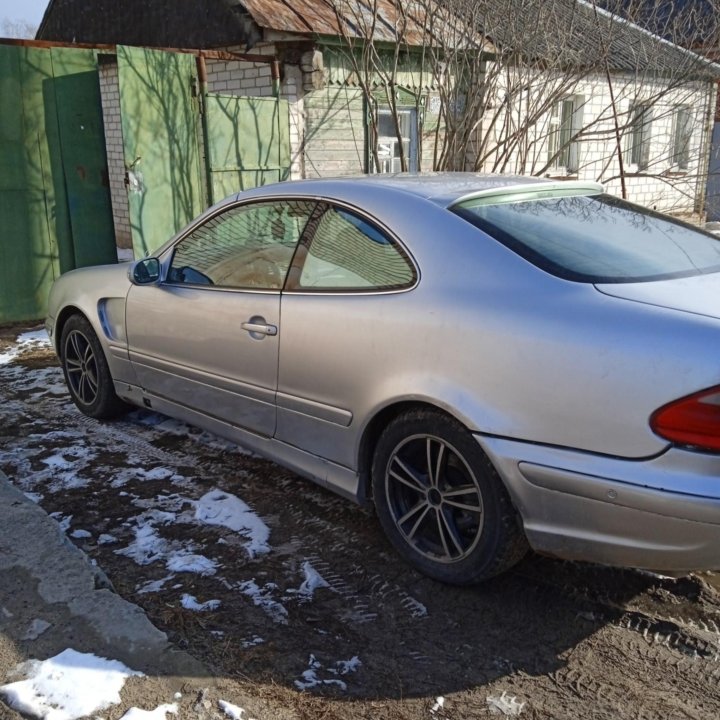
[
  {"left": 205, "top": 94, "right": 290, "bottom": 203},
  {"left": 50, "top": 47, "right": 117, "bottom": 269},
  {"left": 0, "top": 44, "right": 116, "bottom": 323},
  {"left": 117, "top": 45, "right": 205, "bottom": 256},
  {"left": 0, "top": 46, "right": 60, "bottom": 323}
]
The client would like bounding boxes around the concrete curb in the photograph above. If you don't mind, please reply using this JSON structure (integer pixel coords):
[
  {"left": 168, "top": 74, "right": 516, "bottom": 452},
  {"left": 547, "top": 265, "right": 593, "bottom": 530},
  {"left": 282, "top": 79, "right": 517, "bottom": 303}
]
[{"left": 0, "top": 469, "right": 211, "bottom": 701}]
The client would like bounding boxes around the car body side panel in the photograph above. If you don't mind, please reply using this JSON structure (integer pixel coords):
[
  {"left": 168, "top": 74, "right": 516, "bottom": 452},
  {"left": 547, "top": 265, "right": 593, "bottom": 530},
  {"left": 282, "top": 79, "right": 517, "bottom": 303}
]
[
  {"left": 129, "top": 388, "right": 361, "bottom": 501},
  {"left": 46, "top": 263, "right": 138, "bottom": 387},
  {"left": 479, "top": 435, "right": 720, "bottom": 572},
  {"left": 278, "top": 224, "right": 720, "bottom": 469},
  {"left": 125, "top": 283, "right": 281, "bottom": 437}
]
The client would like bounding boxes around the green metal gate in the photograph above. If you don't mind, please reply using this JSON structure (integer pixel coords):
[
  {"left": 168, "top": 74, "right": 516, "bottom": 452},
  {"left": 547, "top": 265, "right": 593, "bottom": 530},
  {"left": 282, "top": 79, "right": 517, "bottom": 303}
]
[
  {"left": 52, "top": 48, "right": 117, "bottom": 269},
  {"left": 117, "top": 46, "right": 205, "bottom": 257},
  {"left": 203, "top": 93, "right": 291, "bottom": 204},
  {"left": 0, "top": 44, "right": 115, "bottom": 323}
]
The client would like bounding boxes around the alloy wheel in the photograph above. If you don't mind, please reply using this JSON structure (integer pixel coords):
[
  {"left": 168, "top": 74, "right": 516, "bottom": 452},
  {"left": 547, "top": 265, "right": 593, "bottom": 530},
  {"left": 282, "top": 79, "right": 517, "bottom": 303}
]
[
  {"left": 384, "top": 434, "right": 484, "bottom": 563},
  {"left": 64, "top": 329, "right": 100, "bottom": 407}
]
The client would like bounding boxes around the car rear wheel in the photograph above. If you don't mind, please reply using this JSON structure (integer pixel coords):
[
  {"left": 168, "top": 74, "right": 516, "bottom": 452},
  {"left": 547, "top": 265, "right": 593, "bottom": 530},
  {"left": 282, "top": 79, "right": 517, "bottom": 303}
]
[
  {"left": 372, "top": 409, "right": 527, "bottom": 584},
  {"left": 60, "top": 314, "right": 128, "bottom": 419}
]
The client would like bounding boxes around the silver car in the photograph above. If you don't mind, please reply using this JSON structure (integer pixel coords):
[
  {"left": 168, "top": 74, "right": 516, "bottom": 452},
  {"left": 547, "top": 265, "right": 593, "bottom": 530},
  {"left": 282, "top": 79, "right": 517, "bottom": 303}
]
[{"left": 46, "top": 174, "right": 720, "bottom": 584}]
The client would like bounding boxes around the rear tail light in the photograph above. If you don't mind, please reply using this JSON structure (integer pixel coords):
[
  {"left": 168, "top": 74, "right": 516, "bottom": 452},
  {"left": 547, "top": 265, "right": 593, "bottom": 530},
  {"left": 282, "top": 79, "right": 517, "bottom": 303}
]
[{"left": 651, "top": 386, "right": 720, "bottom": 452}]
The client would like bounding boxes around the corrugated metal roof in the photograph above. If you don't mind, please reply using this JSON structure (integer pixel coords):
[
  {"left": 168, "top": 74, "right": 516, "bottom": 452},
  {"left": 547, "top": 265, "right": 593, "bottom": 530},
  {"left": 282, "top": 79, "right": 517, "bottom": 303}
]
[
  {"left": 481, "top": 0, "right": 719, "bottom": 78},
  {"left": 239, "top": 0, "right": 476, "bottom": 46},
  {"left": 239, "top": 0, "right": 718, "bottom": 77}
]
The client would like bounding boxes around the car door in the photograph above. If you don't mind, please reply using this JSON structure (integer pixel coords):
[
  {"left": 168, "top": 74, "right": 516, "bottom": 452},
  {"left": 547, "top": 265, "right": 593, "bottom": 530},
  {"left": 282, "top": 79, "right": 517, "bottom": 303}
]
[
  {"left": 277, "top": 203, "right": 418, "bottom": 465},
  {"left": 125, "top": 198, "right": 317, "bottom": 437}
]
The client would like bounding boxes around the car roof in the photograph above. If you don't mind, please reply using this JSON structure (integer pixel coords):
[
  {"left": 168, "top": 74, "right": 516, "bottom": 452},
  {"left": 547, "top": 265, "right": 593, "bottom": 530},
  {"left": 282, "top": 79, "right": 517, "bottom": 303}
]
[{"left": 237, "top": 173, "right": 604, "bottom": 208}]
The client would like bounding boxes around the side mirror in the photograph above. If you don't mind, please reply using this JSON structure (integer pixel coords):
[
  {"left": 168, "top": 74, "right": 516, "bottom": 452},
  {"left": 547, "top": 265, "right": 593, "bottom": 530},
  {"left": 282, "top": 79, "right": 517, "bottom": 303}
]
[{"left": 129, "top": 258, "right": 161, "bottom": 285}]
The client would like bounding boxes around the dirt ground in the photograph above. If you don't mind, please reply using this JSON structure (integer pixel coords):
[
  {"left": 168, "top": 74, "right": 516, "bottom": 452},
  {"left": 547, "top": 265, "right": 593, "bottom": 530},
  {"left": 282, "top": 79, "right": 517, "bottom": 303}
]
[{"left": 2, "top": 324, "right": 720, "bottom": 720}]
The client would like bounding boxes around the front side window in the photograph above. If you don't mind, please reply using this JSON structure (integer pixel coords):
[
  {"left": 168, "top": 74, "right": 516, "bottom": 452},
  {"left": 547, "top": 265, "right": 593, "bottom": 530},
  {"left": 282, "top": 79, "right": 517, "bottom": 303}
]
[
  {"left": 453, "top": 193, "right": 720, "bottom": 284},
  {"left": 548, "top": 96, "right": 583, "bottom": 174},
  {"left": 375, "top": 108, "right": 418, "bottom": 173},
  {"left": 627, "top": 103, "right": 653, "bottom": 170},
  {"left": 671, "top": 105, "right": 692, "bottom": 171},
  {"left": 291, "top": 205, "right": 416, "bottom": 291},
  {"left": 168, "top": 200, "right": 316, "bottom": 290}
]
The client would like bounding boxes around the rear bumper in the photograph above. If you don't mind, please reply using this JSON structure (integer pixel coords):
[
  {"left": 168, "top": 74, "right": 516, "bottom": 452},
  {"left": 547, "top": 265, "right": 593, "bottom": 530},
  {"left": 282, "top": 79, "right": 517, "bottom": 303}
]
[{"left": 479, "top": 436, "right": 720, "bottom": 572}]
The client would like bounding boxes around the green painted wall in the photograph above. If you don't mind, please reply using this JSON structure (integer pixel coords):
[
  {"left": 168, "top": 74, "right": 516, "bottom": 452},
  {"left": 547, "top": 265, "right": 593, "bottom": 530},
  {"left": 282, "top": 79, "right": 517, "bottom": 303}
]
[
  {"left": 0, "top": 44, "right": 116, "bottom": 323},
  {"left": 204, "top": 93, "right": 291, "bottom": 203},
  {"left": 117, "top": 46, "right": 205, "bottom": 257}
]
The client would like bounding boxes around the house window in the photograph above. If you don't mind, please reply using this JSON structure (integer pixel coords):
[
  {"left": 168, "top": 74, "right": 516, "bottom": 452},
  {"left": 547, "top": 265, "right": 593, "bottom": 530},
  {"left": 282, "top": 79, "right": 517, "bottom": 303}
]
[
  {"left": 627, "top": 104, "right": 653, "bottom": 171},
  {"left": 375, "top": 107, "right": 418, "bottom": 173},
  {"left": 671, "top": 105, "right": 692, "bottom": 171},
  {"left": 548, "top": 96, "right": 583, "bottom": 174}
]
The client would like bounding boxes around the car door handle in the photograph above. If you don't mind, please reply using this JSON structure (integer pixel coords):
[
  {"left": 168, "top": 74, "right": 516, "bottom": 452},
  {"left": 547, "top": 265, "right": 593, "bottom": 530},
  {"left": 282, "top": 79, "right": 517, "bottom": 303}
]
[{"left": 241, "top": 321, "right": 278, "bottom": 337}]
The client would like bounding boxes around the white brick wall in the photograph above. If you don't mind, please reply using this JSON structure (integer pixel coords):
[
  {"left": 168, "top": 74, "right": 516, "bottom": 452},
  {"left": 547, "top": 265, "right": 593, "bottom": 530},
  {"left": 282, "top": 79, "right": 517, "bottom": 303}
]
[
  {"left": 294, "top": 53, "right": 713, "bottom": 214},
  {"left": 99, "top": 62, "right": 133, "bottom": 251},
  {"left": 475, "top": 66, "right": 714, "bottom": 214},
  {"left": 206, "top": 43, "right": 276, "bottom": 96}
]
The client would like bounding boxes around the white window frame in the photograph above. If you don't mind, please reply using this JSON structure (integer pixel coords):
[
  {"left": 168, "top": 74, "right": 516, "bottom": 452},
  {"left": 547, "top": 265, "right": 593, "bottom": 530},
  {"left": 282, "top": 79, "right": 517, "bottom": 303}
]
[
  {"left": 375, "top": 107, "right": 418, "bottom": 174},
  {"left": 627, "top": 103, "right": 653, "bottom": 172},
  {"left": 548, "top": 96, "right": 584, "bottom": 175},
  {"left": 671, "top": 105, "right": 692, "bottom": 172}
]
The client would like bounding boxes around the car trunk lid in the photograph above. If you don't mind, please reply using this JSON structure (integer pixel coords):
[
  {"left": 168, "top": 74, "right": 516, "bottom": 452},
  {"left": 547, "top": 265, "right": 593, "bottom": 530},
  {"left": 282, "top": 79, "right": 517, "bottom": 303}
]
[{"left": 595, "top": 272, "right": 720, "bottom": 321}]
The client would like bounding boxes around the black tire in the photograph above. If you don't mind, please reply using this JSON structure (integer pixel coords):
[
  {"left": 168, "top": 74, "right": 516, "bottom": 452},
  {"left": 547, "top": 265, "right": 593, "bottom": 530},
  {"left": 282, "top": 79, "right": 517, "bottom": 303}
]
[
  {"left": 371, "top": 409, "right": 528, "bottom": 585},
  {"left": 60, "top": 314, "right": 128, "bottom": 419}
]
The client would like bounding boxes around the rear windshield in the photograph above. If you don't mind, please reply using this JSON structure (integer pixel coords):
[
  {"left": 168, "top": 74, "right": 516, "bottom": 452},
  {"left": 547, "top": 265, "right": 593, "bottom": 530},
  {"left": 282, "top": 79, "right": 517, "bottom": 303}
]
[{"left": 452, "top": 193, "right": 720, "bottom": 283}]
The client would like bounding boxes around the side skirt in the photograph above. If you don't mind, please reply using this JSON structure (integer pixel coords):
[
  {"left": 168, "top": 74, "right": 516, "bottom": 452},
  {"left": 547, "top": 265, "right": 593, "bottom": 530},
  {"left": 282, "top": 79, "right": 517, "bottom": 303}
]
[{"left": 114, "top": 382, "right": 363, "bottom": 504}]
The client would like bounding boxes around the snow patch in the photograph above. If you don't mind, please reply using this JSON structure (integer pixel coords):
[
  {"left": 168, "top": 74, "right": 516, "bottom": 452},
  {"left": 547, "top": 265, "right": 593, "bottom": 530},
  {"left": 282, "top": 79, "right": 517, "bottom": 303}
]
[
  {"left": 431, "top": 696, "right": 445, "bottom": 714},
  {"left": 0, "top": 366, "right": 66, "bottom": 398},
  {"left": 116, "top": 510, "right": 217, "bottom": 576},
  {"left": 0, "top": 329, "right": 49, "bottom": 366},
  {"left": 98, "top": 533, "right": 118, "bottom": 545},
  {"left": 70, "top": 529, "right": 92, "bottom": 539},
  {"left": 136, "top": 576, "right": 173, "bottom": 595},
  {"left": 42, "top": 454, "right": 75, "bottom": 471},
  {"left": 487, "top": 691, "right": 526, "bottom": 716},
  {"left": 166, "top": 553, "right": 217, "bottom": 575},
  {"left": 0, "top": 648, "right": 142, "bottom": 720},
  {"left": 119, "top": 703, "right": 178, "bottom": 720},
  {"left": 49, "top": 512, "right": 72, "bottom": 533},
  {"left": 110, "top": 466, "right": 184, "bottom": 489},
  {"left": 402, "top": 596, "right": 428, "bottom": 618},
  {"left": 294, "top": 654, "right": 361, "bottom": 692},
  {"left": 218, "top": 699, "right": 256, "bottom": 720},
  {"left": 22, "top": 619, "right": 51, "bottom": 641},
  {"left": 194, "top": 489, "right": 270, "bottom": 557},
  {"left": 293, "top": 561, "right": 330, "bottom": 601},
  {"left": 237, "top": 580, "right": 288, "bottom": 624},
  {"left": 241, "top": 635, "right": 264, "bottom": 649},
  {"left": 181, "top": 594, "right": 221, "bottom": 612}
]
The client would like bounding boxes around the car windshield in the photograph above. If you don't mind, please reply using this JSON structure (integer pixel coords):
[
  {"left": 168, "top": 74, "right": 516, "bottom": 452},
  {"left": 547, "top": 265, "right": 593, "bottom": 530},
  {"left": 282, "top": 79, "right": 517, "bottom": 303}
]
[{"left": 452, "top": 193, "right": 720, "bottom": 283}]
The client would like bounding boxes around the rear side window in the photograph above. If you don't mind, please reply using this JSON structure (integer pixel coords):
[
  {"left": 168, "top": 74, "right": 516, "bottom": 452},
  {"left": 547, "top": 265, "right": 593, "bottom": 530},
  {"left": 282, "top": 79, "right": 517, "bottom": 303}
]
[
  {"left": 292, "top": 206, "right": 416, "bottom": 291},
  {"left": 452, "top": 194, "right": 720, "bottom": 283}
]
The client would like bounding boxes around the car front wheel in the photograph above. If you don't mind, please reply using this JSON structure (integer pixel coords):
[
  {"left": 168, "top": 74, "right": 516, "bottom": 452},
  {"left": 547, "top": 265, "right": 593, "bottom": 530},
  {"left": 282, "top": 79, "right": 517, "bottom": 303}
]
[
  {"left": 60, "top": 314, "right": 128, "bottom": 419},
  {"left": 372, "top": 409, "right": 527, "bottom": 584}
]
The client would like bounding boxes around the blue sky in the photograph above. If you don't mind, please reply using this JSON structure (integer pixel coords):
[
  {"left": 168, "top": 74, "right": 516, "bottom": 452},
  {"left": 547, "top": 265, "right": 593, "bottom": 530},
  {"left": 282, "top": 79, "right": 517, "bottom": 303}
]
[{"left": 2, "top": 0, "right": 48, "bottom": 28}]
